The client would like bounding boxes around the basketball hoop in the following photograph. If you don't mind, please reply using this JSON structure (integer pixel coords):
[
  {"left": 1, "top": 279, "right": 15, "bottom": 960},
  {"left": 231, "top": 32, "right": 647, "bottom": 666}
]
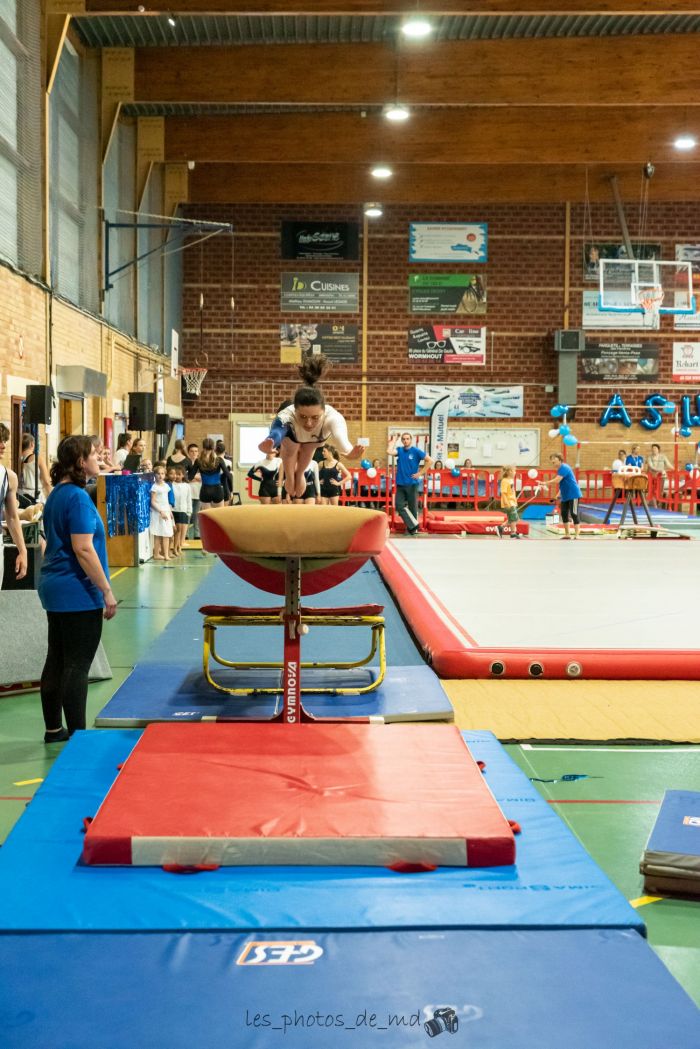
[
  {"left": 180, "top": 367, "right": 208, "bottom": 398},
  {"left": 634, "top": 283, "right": 664, "bottom": 319}
]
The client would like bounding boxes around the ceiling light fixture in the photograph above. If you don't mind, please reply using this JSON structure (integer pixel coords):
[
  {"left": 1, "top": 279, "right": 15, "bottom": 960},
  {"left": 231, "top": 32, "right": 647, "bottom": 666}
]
[
  {"left": 674, "top": 134, "right": 697, "bottom": 151},
  {"left": 364, "top": 203, "right": 383, "bottom": 218},
  {"left": 371, "top": 165, "right": 393, "bottom": 179},
  {"left": 401, "top": 18, "right": 433, "bottom": 39},
  {"left": 167, "top": 15, "right": 177, "bottom": 27},
  {"left": 383, "top": 103, "right": 410, "bottom": 123}
]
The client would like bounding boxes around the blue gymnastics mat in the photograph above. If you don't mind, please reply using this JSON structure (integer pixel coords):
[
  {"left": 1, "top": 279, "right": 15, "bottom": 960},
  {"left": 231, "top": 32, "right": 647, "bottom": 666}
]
[
  {"left": 95, "top": 663, "right": 453, "bottom": 724},
  {"left": 0, "top": 730, "right": 643, "bottom": 933},
  {"left": 581, "top": 501, "right": 700, "bottom": 528},
  {"left": 134, "top": 559, "right": 425, "bottom": 667},
  {"left": 1, "top": 929, "right": 698, "bottom": 1049}
]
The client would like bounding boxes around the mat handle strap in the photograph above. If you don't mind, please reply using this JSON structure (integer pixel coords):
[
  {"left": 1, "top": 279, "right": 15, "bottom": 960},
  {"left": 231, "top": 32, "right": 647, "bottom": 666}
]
[
  {"left": 81, "top": 817, "right": 93, "bottom": 834},
  {"left": 386, "top": 861, "right": 438, "bottom": 874},
  {"left": 508, "top": 820, "right": 522, "bottom": 835},
  {"left": 162, "top": 863, "right": 220, "bottom": 874}
]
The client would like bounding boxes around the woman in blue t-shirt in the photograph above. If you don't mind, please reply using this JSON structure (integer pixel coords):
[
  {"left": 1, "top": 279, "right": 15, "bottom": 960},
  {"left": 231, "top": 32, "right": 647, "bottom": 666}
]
[{"left": 38, "top": 436, "right": 117, "bottom": 742}]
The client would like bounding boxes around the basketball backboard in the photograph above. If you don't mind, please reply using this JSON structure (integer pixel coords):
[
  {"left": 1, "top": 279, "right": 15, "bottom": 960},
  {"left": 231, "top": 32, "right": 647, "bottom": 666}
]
[{"left": 599, "top": 259, "right": 696, "bottom": 316}]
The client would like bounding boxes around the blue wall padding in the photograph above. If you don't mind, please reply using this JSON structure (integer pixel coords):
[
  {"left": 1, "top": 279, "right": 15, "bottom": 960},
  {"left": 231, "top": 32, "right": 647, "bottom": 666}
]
[{"left": 0, "top": 730, "right": 643, "bottom": 934}]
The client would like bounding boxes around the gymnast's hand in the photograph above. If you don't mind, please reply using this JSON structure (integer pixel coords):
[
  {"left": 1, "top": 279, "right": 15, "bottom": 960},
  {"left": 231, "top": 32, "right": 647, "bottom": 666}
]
[
  {"left": 258, "top": 437, "right": 276, "bottom": 454},
  {"left": 346, "top": 444, "right": 365, "bottom": 460}
]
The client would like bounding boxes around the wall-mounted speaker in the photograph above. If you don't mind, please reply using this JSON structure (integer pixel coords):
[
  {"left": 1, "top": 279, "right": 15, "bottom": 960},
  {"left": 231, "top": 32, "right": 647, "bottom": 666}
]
[
  {"left": 155, "top": 413, "right": 170, "bottom": 436},
  {"left": 24, "top": 385, "right": 52, "bottom": 426},
  {"left": 128, "top": 392, "right": 156, "bottom": 431},
  {"left": 554, "top": 329, "right": 585, "bottom": 353}
]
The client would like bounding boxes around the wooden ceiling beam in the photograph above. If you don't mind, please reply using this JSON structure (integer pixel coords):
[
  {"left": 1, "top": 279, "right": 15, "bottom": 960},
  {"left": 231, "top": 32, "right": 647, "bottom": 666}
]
[
  {"left": 165, "top": 108, "right": 700, "bottom": 165},
  {"left": 134, "top": 37, "right": 700, "bottom": 107},
  {"left": 188, "top": 161, "right": 700, "bottom": 203},
  {"left": 83, "top": 2, "right": 700, "bottom": 15}
]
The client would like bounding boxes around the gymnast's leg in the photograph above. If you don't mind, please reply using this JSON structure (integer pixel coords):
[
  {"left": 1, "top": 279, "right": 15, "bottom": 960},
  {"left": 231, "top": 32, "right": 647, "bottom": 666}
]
[{"left": 292, "top": 444, "right": 316, "bottom": 499}]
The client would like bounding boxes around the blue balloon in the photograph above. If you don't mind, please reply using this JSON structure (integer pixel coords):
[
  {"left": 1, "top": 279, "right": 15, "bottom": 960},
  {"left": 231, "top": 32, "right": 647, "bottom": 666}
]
[
  {"left": 558, "top": 423, "right": 570, "bottom": 436},
  {"left": 360, "top": 458, "right": 371, "bottom": 469},
  {"left": 563, "top": 434, "right": 578, "bottom": 446},
  {"left": 550, "top": 404, "right": 568, "bottom": 418},
  {"left": 641, "top": 393, "right": 667, "bottom": 432},
  {"left": 686, "top": 462, "right": 694, "bottom": 472},
  {"left": 681, "top": 394, "right": 700, "bottom": 430},
  {"left": 680, "top": 427, "right": 693, "bottom": 439},
  {"left": 663, "top": 401, "right": 676, "bottom": 414},
  {"left": 451, "top": 466, "right": 460, "bottom": 477},
  {"left": 599, "top": 393, "right": 632, "bottom": 428}
]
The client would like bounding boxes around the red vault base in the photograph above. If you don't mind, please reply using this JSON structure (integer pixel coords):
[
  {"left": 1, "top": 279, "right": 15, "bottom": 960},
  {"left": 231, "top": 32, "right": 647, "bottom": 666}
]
[{"left": 82, "top": 723, "right": 515, "bottom": 869}]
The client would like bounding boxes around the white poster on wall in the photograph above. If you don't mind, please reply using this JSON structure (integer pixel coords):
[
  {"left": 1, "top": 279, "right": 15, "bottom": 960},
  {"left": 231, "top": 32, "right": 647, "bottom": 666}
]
[
  {"left": 674, "top": 244, "right": 700, "bottom": 330},
  {"left": 409, "top": 223, "right": 488, "bottom": 263},
  {"left": 673, "top": 341, "right": 700, "bottom": 383},
  {"left": 415, "top": 384, "right": 523, "bottom": 418},
  {"left": 582, "top": 290, "right": 659, "bottom": 331}
]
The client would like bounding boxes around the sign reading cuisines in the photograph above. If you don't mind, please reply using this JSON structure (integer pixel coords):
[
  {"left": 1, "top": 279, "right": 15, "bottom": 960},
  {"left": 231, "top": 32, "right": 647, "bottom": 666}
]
[
  {"left": 281, "top": 272, "right": 359, "bottom": 313},
  {"left": 281, "top": 222, "right": 359, "bottom": 260}
]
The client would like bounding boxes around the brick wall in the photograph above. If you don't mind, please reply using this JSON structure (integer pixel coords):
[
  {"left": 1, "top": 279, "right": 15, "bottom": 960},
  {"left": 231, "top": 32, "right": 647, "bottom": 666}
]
[{"left": 180, "top": 201, "right": 700, "bottom": 471}]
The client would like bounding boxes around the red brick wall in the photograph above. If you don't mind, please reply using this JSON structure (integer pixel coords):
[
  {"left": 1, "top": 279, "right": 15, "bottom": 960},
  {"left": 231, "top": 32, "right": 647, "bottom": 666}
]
[{"left": 180, "top": 201, "right": 699, "bottom": 428}]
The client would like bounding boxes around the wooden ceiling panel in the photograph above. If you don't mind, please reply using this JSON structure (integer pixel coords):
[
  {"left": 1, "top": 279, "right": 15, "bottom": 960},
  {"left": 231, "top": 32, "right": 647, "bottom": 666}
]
[
  {"left": 83, "top": 2, "right": 700, "bottom": 14},
  {"left": 165, "top": 108, "right": 699, "bottom": 165},
  {"left": 134, "top": 37, "right": 700, "bottom": 107},
  {"left": 189, "top": 162, "right": 700, "bottom": 202}
]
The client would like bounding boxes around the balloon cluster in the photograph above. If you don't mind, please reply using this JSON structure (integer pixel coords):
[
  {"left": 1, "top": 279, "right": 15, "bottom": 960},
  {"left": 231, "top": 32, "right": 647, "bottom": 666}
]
[{"left": 549, "top": 405, "right": 579, "bottom": 446}]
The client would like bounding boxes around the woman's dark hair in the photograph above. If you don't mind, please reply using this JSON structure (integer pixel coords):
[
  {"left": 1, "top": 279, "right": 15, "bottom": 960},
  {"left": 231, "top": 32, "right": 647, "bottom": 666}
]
[
  {"left": 294, "top": 352, "right": 329, "bottom": 409},
  {"left": 215, "top": 439, "right": 226, "bottom": 455},
  {"left": 116, "top": 432, "right": 132, "bottom": 450},
  {"left": 21, "top": 432, "right": 35, "bottom": 453},
  {"left": 173, "top": 438, "right": 186, "bottom": 454},
  {"left": 50, "top": 435, "right": 93, "bottom": 488},
  {"left": 199, "top": 436, "right": 218, "bottom": 471}
]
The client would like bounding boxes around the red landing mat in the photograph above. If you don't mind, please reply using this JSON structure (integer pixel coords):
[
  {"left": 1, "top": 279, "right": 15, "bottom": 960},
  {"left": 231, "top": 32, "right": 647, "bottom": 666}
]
[{"left": 82, "top": 723, "right": 515, "bottom": 869}]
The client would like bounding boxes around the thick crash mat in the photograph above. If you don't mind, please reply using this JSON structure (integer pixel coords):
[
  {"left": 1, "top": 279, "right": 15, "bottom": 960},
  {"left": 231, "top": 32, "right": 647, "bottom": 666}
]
[
  {"left": 82, "top": 723, "right": 515, "bottom": 868},
  {"left": 1, "top": 928, "right": 698, "bottom": 1049},
  {"left": 641, "top": 789, "right": 700, "bottom": 898}
]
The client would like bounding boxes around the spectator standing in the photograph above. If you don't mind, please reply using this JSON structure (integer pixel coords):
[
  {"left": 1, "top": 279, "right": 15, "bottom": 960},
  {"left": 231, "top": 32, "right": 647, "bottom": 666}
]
[{"left": 387, "top": 432, "right": 432, "bottom": 536}]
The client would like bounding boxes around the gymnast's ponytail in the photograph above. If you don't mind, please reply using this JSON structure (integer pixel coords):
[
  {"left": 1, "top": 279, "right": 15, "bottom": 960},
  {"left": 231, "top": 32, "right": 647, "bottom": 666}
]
[{"left": 294, "top": 352, "right": 330, "bottom": 409}]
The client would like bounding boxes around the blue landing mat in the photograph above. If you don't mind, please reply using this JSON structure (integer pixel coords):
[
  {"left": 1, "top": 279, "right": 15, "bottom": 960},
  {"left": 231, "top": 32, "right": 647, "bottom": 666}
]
[
  {"left": 134, "top": 559, "right": 424, "bottom": 667},
  {"left": 581, "top": 501, "right": 700, "bottom": 527},
  {"left": 1, "top": 928, "right": 697, "bottom": 1049},
  {"left": 0, "top": 730, "right": 643, "bottom": 933},
  {"left": 96, "top": 663, "right": 452, "bottom": 724}
]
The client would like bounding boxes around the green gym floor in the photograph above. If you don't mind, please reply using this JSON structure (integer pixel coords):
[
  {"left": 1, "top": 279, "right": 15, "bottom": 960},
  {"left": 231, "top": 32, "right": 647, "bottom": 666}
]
[{"left": 0, "top": 550, "right": 698, "bottom": 1007}]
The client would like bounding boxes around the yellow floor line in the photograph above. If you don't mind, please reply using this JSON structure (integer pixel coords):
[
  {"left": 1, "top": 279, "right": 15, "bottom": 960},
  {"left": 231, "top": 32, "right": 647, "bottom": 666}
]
[
  {"left": 629, "top": 895, "right": 663, "bottom": 908},
  {"left": 13, "top": 778, "right": 43, "bottom": 787},
  {"left": 110, "top": 567, "right": 128, "bottom": 580}
]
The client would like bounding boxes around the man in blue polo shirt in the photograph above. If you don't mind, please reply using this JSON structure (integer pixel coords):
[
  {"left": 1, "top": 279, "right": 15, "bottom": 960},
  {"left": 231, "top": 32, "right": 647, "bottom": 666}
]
[
  {"left": 387, "top": 432, "right": 432, "bottom": 536},
  {"left": 540, "top": 452, "right": 582, "bottom": 539}
]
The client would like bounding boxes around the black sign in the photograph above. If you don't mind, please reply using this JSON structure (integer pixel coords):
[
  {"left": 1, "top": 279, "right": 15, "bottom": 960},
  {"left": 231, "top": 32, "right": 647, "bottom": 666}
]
[
  {"left": 281, "top": 221, "right": 359, "bottom": 260},
  {"left": 581, "top": 341, "right": 659, "bottom": 382}
]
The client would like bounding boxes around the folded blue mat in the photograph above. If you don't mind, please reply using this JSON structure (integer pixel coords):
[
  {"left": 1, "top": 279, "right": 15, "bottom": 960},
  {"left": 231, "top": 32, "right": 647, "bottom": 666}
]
[{"left": 0, "top": 730, "right": 643, "bottom": 933}]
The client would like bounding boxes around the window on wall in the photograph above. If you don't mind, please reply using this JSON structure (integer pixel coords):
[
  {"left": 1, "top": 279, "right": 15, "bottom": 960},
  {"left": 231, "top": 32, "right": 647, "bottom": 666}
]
[
  {"left": 49, "top": 40, "right": 100, "bottom": 313},
  {"left": 0, "top": 0, "right": 42, "bottom": 276}
]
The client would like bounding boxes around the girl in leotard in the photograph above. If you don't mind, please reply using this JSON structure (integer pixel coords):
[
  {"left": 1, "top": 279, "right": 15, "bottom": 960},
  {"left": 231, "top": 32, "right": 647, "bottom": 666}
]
[
  {"left": 318, "top": 444, "right": 350, "bottom": 506},
  {"left": 258, "top": 353, "right": 364, "bottom": 499},
  {"left": 248, "top": 450, "right": 282, "bottom": 504}
]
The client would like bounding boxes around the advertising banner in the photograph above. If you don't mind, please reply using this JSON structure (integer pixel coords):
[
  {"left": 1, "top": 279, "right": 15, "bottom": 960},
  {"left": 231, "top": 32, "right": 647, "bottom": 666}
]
[
  {"left": 415, "top": 384, "right": 523, "bottom": 418},
  {"left": 582, "top": 290, "right": 659, "bottom": 331},
  {"left": 408, "top": 274, "right": 487, "bottom": 315},
  {"left": 672, "top": 341, "right": 700, "bottom": 383},
  {"left": 429, "top": 395, "right": 450, "bottom": 461},
  {"left": 281, "top": 221, "right": 359, "bottom": 260},
  {"left": 409, "top": 223, "right": 488, "bottom": 263},
  {"left": 281, "top": 272, "right": 359, "bottom": 313},
  {"left": 279, "top": 323, "right": 358, "bottom": 364},
  {"left": 580, "top": 341, "right": 659, "bottom": 382},
  {"left": 409, "top": 326, "right": 486, "bottom": 366}
]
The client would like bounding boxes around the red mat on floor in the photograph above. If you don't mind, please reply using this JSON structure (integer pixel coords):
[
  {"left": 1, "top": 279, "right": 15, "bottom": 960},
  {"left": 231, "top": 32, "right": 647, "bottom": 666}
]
[{"left": 82, "top": 723, "right": 515, "bottom": 869}]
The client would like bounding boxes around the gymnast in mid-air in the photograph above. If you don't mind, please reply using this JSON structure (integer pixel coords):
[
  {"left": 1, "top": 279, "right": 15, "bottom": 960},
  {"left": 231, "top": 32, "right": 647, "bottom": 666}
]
[{"left": 258, "top": 352, "right": 365, "bottom": 499}]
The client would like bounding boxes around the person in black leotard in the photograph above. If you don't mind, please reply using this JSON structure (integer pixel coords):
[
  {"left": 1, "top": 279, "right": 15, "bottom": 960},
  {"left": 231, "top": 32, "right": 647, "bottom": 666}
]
[
  {"left": 318, "top": 444, "right": 350, "bottom": 506},
  {"left": 197, "top": 438, "right": 226, "bottom": 512},
  {"left": 247, "top": 450, "right": 282, "bottom": 504}
]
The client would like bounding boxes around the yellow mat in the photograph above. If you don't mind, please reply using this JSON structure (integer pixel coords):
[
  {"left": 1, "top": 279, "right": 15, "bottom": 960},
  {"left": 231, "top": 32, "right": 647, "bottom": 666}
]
[{"left": 443, "top": 679, "right": 700, "bottom": 743}]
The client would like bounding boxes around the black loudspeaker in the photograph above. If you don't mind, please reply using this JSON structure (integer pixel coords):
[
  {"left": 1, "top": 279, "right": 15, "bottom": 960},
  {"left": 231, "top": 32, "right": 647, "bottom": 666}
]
[
  {"left": 25, "top": 385, "right": 52, "bottom": 426},
  {"left": 2, "top": 544, "right": 43, "bottom": 591},
  {"left": 155, "top": 413, "right": 170, "bottom": 436},
  {"left": 128, "top": 392, "right": 156, "bottom": 431}
]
